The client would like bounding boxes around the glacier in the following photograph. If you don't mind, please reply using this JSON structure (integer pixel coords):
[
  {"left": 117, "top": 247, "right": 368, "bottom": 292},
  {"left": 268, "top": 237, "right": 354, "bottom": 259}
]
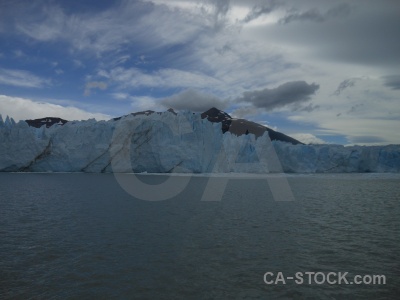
[{"left": 0, "top": 111, "right": 399, "bottom": 173}]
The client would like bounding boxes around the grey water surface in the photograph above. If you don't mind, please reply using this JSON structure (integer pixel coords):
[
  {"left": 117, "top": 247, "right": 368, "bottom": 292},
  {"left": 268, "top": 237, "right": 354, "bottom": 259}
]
[{"left": 1, "top": 173, "right": 399, "bottom": 299}]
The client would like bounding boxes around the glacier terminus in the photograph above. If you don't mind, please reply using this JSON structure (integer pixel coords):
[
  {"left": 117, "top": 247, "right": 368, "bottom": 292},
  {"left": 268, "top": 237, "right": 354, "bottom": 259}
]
[{"left": 0, "top": 110, "right": 399, "bottom": 173}]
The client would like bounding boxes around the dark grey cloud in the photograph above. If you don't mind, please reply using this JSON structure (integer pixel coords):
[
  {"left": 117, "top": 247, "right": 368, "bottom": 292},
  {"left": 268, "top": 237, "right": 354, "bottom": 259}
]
[
  {"left": 295, "top": 103, "right": 320, "bottom": 112},
  {"left": 236, "top": 81, "right": 319, "bottom": 111},
  {"left": 279, "top": 3, "right": 352, "bottom": 24},
  {"left": 214, "top": 0, "right": 230, "bottom": 16},
  {"left": 210, "top": 0, "right": 230, "bottom": 29},
  {"left": 280, "top": 8, "right": 324, "bottom": 24},
  {"left": 333, "top": 78, "right": 357, "bottom": 95},
  {"left": 347, "top": 103, "right": 364, "bottom": 114},
  {"left": 382, "top": 75, "right": 400, "bottom": 90},
  {"left": 84, "top": 81, "right": 107, "bottom": 96},
  {"left": 242, "top": 2, "right": 277, "bottom": 23},
  {"left": 215, "top": 43, "right": 232, "bottom": 55},
  {"left": 161, "top": 89, "right": 227, "bottom": 112},
  {"left": 263, "top": 1, "right": 400, "bottom": 71}
]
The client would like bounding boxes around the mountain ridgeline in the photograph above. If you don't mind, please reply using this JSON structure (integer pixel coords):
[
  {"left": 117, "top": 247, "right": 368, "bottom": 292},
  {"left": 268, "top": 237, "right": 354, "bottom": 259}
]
[
  {"left": 25, "top": 107, "right": 301, "bottom": 144},
  {"left": 25, "top": 117, "right": 68, "bottom": 128},
  {"left": 200, "top": 108, "right": 301, "bottom": 145}
]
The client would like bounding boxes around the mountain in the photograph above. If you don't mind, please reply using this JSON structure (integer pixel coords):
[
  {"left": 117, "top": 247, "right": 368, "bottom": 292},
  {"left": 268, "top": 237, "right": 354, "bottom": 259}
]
[
  {"left": 0, "top": 110, "right": 398, "bottom": 173},
  {"left": 25, "top": 117, "right": 68, "bottom": 128},
  {"left": 112, "top": 108, "right": 177, "bottom": 121},
  {"left": 27, "top": 107, "right": 300, "bottom": 144},
  {"left": 201, "top": 107, "right": 302, "bottom": 145}
]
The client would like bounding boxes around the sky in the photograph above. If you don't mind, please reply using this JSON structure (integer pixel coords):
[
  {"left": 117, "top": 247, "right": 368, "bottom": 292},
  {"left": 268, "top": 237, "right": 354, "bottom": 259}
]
[{"left": 0, "top": 0, "right": 399, "bottom": 145}]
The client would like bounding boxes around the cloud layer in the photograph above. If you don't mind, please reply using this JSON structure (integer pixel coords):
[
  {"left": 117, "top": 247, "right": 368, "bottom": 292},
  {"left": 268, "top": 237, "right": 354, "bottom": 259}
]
[
  {"left": 0, "top": 95, "right": 110, "bottom": 121},
  {"left": 237, "top": 81, "right": 319, "bottom": 111},
  {"left": 383, "top": 75, "right": 400, "bottom": 90},
  {"left": 161, "top": 89, "right": 227, "bottom": 112},
  {"left": 0, "top": 68, "right": 49, "bottom": 88},
  {"left": 0, "top": 0, "right": 399, "bottom": 145},
  {"left": 84, "top": 81, "right": 107, "bottom": 96}
]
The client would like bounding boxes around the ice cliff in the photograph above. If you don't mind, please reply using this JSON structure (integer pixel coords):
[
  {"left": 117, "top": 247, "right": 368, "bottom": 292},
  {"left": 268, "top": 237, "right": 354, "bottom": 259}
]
[{"left": 0, "top": 112, "right": 399, "bottom": 173}]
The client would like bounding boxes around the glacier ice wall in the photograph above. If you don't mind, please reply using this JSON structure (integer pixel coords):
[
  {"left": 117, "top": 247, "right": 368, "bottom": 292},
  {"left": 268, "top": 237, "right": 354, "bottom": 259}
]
[
  {"left": 0, "top": 112, "right": 399, "bottom": 173},
  {"left": 273, "top": 142, "right": 400, "bottom": 173}
]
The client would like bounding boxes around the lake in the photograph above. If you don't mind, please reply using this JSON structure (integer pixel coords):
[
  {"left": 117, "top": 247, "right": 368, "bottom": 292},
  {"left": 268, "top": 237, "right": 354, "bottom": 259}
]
[{"left": 1, "top": 173, "right": 399, "bottom": 299}]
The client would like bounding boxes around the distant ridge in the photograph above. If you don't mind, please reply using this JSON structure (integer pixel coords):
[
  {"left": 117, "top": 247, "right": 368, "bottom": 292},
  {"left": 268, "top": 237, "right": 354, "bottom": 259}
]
[
  {"left": 201, "top": 107, "right": 302, "bottom": 145},
  {"left": 112, "top": 108, "right": 177, "bottom": 121},
  {"left": 25, "top": 107, "right": 301, "bottom": 144},
  {"left": 25, "top": 117, "right": 68, "bottom": 128}
]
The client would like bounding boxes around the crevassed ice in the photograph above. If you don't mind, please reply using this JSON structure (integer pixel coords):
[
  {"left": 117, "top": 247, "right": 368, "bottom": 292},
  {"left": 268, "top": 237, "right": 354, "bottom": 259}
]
[{"left": 0, "top": 112, "right": 399, "bottom": 173}]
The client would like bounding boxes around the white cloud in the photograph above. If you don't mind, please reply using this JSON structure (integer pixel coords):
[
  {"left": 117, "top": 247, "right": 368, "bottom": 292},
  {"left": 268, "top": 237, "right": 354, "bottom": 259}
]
[
  {"left": 161, "top": 89, "right": 226, "bottom": 111},
  {"left": 55, "top": 69, "right": 64, "bottom": 75},
  {"left": 0, "top": 68, "right": 50, "bottom": 88},
  {"left": 110, "top": 93, "right": 166, "bottom": 112},
  {"left": 3, "top": 0, "right": 400, "bottom": 145},
  {"left": 286, "top": 77, "right": 400, "bottom": 145},
  {"left": 130, "top": 96, "right": 161, "bottom": 112},
  {"left": 84, "top": 81, "right": 107, "bottom": 96},
  {"left": 10, "top": 1, "right": 295, "bottom": 98},
  {"left": 73, "top": 59, "right": 84, "bottom": 68},
  {"left": 149, "top": 0, "right": 202, "bottom": 11},
  {"left": 103, "top": 67, "right": 222, "bottom": 91},
  {"left": 0, "top": 95, "right": 111, "bottom": 121},
  {"left": 230, "top": 106, "right": 259, "bottom": 118},
  {"left": 110, "top": 92, "right": 130, "bottom": 100},
  {"left": 290, "top": 133, "right": 326, "bottom": 145},
  {"left": 14, "top": 49, "right": 25, "bottom": 57},
  {"left": 15, "top": 1, "right": 205, "bottom": 56},
  {"left": 109, "top": 92, "right": 162, "bottom": 112}
]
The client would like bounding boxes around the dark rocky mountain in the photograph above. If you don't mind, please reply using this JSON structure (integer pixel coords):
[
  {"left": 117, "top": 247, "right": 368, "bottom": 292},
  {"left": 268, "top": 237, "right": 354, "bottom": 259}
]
[
  {"left": 112, "top": 108, "right": 176, "bottom": 121},
  {"left": 201, "top": 107, "right": 302, "bottom": 145},
  {"left": 200, "top": 107, "right": 232, "bottom": 133},
  {"left": 25, "top": 117, "right": 68, "bottom": 128}
]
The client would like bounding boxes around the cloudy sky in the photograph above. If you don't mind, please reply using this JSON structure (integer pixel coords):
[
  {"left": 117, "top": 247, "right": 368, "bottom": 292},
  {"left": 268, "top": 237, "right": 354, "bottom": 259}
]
[{"left": 0, "top": 0, "right": 399, "bottom": 145}]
